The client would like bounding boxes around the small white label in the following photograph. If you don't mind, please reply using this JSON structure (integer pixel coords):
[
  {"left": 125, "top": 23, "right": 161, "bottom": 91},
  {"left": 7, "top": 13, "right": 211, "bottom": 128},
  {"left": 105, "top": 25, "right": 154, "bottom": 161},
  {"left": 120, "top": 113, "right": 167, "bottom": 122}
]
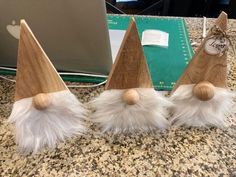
[
  {"left": 142, "top": 30, "right": 169, "bottom": 48},
  {"left": 109, "top": 29, "right": 126, "bottom": 62},
  {"left": 204, "top": 37, "right": 229, "bottom": 56}
]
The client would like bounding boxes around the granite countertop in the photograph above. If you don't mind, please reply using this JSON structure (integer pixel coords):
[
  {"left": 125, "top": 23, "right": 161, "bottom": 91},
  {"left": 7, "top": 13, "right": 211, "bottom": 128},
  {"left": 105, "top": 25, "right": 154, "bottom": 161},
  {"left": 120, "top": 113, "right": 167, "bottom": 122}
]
[{"left": 1, "top": 17, "right": 236, "bottom": 177}]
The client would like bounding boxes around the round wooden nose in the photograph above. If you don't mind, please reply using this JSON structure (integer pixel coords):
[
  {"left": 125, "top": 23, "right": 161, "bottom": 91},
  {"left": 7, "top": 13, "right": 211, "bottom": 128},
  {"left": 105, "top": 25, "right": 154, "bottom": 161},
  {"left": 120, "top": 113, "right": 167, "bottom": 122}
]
[
  {"left": 32, "top": 93, "right": 51, "bottom": 110},
  {"left": 122, "top": 89, "right": 140, "bottom": 105},
  {"left": 193, "top": 81, "right": 215, "bottom": 101}
]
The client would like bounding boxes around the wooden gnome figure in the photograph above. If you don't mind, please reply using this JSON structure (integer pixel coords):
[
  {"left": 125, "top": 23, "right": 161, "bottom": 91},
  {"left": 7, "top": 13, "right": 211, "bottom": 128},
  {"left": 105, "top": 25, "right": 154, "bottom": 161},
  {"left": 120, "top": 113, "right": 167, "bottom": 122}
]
[
  {"left": 170, "top": 12, "right": 235, "bottom": 127},
  {"left": 90, "top": 18, "right": 172, "bottom": 133},
  {"left": 9, "top": 20, "right": 86, "bottom": 154}
]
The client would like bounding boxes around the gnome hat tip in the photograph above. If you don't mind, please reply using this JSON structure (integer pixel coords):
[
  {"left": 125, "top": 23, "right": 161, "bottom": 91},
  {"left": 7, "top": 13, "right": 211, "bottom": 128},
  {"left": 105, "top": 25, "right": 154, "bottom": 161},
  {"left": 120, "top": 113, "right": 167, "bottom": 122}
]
[{"left": 216, "top": 11, "right": 228, "bottom": 30}]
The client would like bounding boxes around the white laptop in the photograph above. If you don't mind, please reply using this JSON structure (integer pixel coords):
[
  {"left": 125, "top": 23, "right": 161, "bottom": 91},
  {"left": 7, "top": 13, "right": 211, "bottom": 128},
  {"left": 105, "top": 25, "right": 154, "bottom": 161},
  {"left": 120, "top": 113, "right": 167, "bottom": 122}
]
[{"left": 0, "top": 0, "right": 114, "bottom": 75}]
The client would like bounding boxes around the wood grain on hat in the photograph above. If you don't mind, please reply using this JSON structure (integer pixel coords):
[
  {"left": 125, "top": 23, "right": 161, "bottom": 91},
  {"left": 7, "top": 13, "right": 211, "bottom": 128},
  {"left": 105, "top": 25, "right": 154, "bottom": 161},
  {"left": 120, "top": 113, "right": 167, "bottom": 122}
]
[
  {"left": 172, "top": 12, "right": 228, "bottom": 93},
  {"left": 105, "top": 18, "right": 153, "bottom": 90},
  {"left": 15, "top": 20, "right": 67, "bottom": 101}
]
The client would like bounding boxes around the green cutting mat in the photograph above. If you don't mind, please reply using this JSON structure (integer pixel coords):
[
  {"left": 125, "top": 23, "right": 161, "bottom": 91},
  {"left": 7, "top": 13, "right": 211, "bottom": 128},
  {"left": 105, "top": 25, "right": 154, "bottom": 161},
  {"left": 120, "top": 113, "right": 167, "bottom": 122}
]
[
  {"left": 0, "top": 14, "right": 193, "bottom": 91},
  {"left": 108, "top": 15, "right": 193, "bottom": 90}
]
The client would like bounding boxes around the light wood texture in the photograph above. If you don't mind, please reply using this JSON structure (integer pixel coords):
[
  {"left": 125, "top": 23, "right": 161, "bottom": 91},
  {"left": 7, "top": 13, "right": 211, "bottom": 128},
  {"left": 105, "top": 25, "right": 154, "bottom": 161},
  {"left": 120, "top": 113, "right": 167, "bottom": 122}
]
[
  {"left": 122, "top": 89, "right": 140, "bottom": 105},
  {"left": 172, "top": 12, "right": 228, "bottom": 93},
  {"left": 105, "top": 18, "right": 153, "bottom": 90},
  {"left": 193, "top": 81, "right": 215, "bottom": 101},
  {"left": 15, "top": 20, "right": 67, "bottom": 101},
  {"left": 32, "top": 93, "right": 51, "bottom": 110}
]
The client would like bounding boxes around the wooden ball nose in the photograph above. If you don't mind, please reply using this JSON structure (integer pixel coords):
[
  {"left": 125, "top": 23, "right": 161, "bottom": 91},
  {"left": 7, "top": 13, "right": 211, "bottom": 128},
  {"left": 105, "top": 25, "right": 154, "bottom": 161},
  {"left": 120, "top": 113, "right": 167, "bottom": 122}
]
[
  {"left": 193, "top": 81, "right": 215, "bottom": 101},
  {"left": 32, "top": 93, "right": 51, "bottom": 110},
  {"left": 122, "top": 89, "right": 140, "bottom": 105}
]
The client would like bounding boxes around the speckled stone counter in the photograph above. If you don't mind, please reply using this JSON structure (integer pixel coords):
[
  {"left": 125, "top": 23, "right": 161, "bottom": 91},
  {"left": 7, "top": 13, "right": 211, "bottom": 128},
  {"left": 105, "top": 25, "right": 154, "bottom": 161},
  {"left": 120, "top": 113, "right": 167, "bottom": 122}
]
[{"left": 1, "top": 17, "right": 236, "bottom": 177}]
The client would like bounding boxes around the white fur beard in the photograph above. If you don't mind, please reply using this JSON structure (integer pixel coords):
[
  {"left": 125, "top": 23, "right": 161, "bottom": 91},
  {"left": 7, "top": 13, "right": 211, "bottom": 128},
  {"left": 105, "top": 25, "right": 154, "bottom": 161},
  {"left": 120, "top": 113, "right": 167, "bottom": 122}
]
[
  {"left": 9, "top": 90, "right": 86, "bottom": 154},
  {"left": 90, "top": 88, "right": 172, "bottom": 133},
  {"left": 170, "top": 84, "right": 236, "bottom": 128}
]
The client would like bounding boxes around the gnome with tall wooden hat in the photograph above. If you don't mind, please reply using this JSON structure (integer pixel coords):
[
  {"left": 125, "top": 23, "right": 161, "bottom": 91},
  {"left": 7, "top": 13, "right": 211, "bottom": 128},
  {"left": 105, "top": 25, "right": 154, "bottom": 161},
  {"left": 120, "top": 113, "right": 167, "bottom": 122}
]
[
  {"left": 170, "top": 12, "right": 235, "bottom": 128},
  {"left": 90, "top": 18, "right": 172, "bottom": 133},
  {"left": 9, "top": 20, "right": 86, "bottom": 154}
]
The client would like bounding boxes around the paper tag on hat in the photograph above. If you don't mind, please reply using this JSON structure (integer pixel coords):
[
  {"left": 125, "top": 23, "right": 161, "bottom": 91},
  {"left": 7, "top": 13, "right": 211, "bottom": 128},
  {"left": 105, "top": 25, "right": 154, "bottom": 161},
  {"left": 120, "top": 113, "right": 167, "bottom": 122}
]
[
  {"left": 204, "top": 36, "right": 229, "bottom": 56},
  {"left": 141, "top": 30, "right": 169, "bottom": 48}
]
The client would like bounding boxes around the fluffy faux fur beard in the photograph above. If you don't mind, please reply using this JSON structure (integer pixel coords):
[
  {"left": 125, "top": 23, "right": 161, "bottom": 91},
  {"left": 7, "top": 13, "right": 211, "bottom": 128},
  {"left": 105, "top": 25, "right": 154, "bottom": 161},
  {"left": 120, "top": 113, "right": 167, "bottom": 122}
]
[
  {"left": 170, "top": 84, "right": 236, "bottom": 128},
  {"left": 9, "top": 90, "right": 86, "bottom": 154},
  {"left": 90, "top": 88, "right": 172, "bottom": 133}
]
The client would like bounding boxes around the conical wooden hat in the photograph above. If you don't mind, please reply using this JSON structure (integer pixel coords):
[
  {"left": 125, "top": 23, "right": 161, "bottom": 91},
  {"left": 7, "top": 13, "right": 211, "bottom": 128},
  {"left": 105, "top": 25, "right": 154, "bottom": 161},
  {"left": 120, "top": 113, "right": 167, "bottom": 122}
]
[
  {"left": 15, "top": 20, "right": 67, "bottom": 101},
  {"left": 105, "top": 18, "right": 153, "bottom": 90},
  {"left": 172, "top": 12, "right": 228, "bottom": 93}
]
